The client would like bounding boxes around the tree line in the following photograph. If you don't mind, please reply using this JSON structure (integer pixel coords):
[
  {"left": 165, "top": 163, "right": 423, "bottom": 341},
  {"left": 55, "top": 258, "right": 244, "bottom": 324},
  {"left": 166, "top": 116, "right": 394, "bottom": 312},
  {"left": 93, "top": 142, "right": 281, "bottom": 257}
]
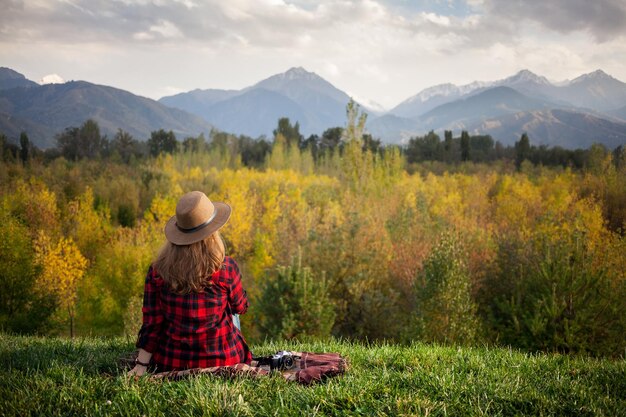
[
  {"left": 405, "top": 130, "right": 626, "bottom": 171},
  {"left": 3, "top": 115, "right": 624, "bottom": 175}
]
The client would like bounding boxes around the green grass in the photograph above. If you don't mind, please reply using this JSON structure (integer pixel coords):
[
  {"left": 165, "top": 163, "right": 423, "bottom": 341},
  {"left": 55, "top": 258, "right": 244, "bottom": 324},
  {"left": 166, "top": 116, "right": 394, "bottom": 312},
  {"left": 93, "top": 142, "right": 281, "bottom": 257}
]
[{"left": 0, "top": 334, "right": 624, "bottom": 416}]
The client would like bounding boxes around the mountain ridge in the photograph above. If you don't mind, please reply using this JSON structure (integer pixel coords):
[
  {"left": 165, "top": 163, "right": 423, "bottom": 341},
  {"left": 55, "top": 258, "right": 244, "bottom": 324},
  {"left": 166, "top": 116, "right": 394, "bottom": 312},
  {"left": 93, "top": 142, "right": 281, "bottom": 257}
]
[
  {"left": 389, "top": 69, "right": 626, "bottom": 119},
  {"left": 0, "top": 79, "right": 213, "bottom": 148},
  {"left": 1, "top": 66, "right": 625, "bottom": 149},
  {"left": 160, "top": 67, "right": 354, "bottom": 137}
]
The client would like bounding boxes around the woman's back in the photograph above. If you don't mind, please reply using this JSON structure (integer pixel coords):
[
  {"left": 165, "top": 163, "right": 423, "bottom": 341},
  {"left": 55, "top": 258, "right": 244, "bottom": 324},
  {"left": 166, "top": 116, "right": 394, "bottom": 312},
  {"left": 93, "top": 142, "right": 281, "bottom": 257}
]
[
  {"left": 140, "top": 256, "right": 252, "bottom": 371},
  {"left": 130, "top": 191, "right": 252, "bottom": 376}
]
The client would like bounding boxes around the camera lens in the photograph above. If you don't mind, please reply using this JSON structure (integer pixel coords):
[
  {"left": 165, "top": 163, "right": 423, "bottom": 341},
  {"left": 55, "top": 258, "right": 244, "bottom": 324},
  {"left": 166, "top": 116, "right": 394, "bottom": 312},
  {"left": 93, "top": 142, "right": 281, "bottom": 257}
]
[{"left": 283, "top": 356, "right": 294, "bottom": 369}]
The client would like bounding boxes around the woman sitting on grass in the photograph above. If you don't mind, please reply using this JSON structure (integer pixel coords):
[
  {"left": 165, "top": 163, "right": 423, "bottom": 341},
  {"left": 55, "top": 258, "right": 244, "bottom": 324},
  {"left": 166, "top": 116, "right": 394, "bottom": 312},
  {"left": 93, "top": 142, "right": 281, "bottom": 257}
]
[{"left": 128, "top": 191, "right": 252, "bottom": 377}]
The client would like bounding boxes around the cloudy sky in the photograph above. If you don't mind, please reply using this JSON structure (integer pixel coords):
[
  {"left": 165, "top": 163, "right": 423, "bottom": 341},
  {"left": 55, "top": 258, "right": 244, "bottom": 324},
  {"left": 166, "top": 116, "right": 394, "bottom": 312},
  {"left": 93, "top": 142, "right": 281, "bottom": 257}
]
[{"left": 2, "top": 0, "right": 626, "bottom": 109}]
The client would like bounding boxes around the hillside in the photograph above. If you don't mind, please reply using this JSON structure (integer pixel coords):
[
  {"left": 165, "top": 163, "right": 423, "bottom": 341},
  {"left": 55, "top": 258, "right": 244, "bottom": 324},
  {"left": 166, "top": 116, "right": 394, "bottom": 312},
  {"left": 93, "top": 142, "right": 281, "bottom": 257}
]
[
  {"left": 0, "top": 80, "right": 213, "bottom": 148},
  {"left": 469, "top": 109, "right": 626, "bottom": 147},
  {"left": 609, "top": 104, "right": 626, "bottom": 122},
  {"left": 391, "top": 69, "right": 626, "bottom": 120},
  {"left": 379, "top": 69, "right": 626, "bottom": 147},
  {"left": 197, "top": 88, "right": 309, "bottom": 138},
  {"left": 0, "top": 67, "right": 38, "bottom": 91},
  {"left": 419, "top": 86, "right": 557, "bottom": 130},
  {"left": 159, "top": 67, "right": 352, "bottom": 137},
  {"left": 558, "top": 70, "right": 626, "bottom": 111},
  {"left": 1, "top": 335, "right": 624, "bottom": 416},
  {"left": 367, "top": 113, "right": 421, "bottom": 144}
]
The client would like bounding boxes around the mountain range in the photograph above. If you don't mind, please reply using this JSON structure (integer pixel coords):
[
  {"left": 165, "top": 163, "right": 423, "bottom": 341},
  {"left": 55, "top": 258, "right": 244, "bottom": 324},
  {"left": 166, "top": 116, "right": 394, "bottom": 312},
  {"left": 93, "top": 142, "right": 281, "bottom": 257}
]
[
  {"left": 159, "top": 67, "right": 353, "bottom": 138},
  {"left": 368, "top": 69, "right": 626, "bottom": 145},
  {"left": 0, "top": 68, "right": 213, "bottom": 148},
  {"left": 1, "top": 66, "right": 626, "bottom": 149}
]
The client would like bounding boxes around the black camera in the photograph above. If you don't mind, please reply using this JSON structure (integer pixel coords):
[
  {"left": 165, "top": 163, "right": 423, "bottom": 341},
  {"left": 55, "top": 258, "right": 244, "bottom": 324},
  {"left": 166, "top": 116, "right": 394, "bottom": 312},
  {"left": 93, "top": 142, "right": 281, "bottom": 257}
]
[{"left": 256, "top": 351, "right": 296, "bottom": 371}]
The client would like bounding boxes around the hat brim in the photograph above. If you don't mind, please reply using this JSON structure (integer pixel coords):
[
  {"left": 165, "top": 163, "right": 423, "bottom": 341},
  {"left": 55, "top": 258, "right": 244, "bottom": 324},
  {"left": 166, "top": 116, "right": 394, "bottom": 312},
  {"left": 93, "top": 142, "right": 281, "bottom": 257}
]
[{"left": 164, "top": 202, "right": 231, "bottom": 245}]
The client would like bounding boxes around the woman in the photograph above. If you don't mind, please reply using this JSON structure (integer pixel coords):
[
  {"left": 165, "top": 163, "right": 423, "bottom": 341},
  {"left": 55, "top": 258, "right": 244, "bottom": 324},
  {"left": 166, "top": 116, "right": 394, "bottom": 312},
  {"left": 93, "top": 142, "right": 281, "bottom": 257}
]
[{"left": 128, "top": 191, "right": 252, "bottom": 377}]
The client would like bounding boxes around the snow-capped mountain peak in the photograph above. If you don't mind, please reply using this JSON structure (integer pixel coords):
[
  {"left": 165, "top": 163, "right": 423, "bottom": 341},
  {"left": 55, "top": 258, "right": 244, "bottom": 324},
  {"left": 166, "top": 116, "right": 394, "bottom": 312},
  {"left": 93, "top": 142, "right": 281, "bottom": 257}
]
[
  {"left": 407, "top": 83, "right": 459, "bottom": 103},
  {"left": 570, "top": 69, "right": 615, "bottom": 84},
  {"left": 500, "top": 69, "right": 551, "bottom": 86}
]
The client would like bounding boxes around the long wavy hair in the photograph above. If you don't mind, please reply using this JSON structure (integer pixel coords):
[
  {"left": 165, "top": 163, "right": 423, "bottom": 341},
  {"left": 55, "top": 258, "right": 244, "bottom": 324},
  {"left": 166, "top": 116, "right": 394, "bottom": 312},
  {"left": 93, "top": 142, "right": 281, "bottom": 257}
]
[{"left": 153, "top": 231, "right": 225, "bottom": 294}]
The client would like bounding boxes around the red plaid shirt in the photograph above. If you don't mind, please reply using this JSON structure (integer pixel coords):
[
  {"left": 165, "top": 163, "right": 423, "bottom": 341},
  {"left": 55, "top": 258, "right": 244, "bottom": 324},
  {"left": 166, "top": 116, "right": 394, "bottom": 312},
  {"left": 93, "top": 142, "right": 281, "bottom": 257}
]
[{"left": 136, "top": 256, "right": 252, "bottom": 371}]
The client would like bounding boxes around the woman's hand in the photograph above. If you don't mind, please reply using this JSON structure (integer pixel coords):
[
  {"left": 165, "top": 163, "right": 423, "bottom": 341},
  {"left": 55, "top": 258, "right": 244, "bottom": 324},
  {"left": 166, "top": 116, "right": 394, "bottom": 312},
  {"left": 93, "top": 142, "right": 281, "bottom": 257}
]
[
  {"left": 127, "top": 348, "right": 152, "bottom": 378},
  {"left": 127, "top": 364, "right": 148, "bottom": 377}
]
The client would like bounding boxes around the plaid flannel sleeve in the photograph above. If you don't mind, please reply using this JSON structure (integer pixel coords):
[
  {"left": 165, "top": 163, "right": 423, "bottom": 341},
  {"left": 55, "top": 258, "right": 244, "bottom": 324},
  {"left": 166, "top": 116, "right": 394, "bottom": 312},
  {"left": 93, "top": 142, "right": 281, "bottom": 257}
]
[
  {"left": 136, "top": 266, "right": 164, "bottom": 353},
  {"left": 227, "top": 259, "right": 249, "bottom": 315}
]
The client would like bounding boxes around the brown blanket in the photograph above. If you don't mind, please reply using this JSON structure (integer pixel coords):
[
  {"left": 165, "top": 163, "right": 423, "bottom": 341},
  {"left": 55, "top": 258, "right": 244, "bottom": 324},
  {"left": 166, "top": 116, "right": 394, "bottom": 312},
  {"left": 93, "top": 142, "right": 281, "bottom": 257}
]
[{"left": 121, "top": 351, "right": 348, "bottom": 385}]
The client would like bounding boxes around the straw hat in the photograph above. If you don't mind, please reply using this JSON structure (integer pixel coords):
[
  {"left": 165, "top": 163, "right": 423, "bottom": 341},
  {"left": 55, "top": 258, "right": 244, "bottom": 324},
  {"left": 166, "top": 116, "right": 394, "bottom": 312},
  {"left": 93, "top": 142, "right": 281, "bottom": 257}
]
[{"left": 164, "top": 191, "right": 231, "bottom": 245}]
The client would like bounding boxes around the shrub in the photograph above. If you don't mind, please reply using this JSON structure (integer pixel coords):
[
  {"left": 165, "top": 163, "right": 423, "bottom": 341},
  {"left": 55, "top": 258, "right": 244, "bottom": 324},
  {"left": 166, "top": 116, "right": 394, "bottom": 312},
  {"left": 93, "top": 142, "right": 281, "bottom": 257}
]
[
  {"left": 414, "top": 232, "right": 481, "bottom": 344},
  {"left": 487, "top": 232, "right": 626, "bottom": 356},
  {"left": 257, "top": 254, "right": 335, "bottom": 340}
]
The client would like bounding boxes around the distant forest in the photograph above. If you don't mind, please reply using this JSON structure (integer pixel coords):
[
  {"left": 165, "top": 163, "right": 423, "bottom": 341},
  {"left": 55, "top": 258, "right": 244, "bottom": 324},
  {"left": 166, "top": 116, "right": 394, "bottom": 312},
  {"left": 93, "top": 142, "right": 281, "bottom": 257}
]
[{"left": 2, "top": 115, "right": 625, "bottom": 173}]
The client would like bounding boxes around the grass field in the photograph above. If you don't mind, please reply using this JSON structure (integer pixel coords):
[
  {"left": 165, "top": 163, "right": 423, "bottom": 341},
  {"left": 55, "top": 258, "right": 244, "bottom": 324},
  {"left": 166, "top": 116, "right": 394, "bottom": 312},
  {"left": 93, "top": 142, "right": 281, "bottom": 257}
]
[{"left": 0, "top": 334, "right": 624, "bottom": 416}]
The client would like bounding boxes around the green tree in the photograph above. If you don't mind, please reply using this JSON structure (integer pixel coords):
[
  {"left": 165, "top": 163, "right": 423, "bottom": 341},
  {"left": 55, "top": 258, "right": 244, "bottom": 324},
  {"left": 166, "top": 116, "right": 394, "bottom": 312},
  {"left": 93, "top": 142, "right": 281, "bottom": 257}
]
[
  {"left": 55, "top": 120, "right": 107, "bottom": 160},
  {"left": 469, "top": 134, "right": 495, "bottom": 162},
  {"left": 257, "top": 255, "right": 335, "bottom": 340},
  {"left": 19, "top": 132, "right": 30, "bottom": 164},
  {"left": 362, "top": 133, "right": 381, "bottom": 154},
  {"left": 515, "top": 133, "right": 531, "bottom": 169},
  {"left": 341, "top": 100, "right": 373, "bottom": 190},
  {"left": 460, "top": 131, "right": 470, "bottom": 162},
  {"left": 111, "top": 129, "right": 141, "bottom": 163},
  {"left": 80, "top": 119, "right": 107, "bottom": 159},
  {"left": 1, "top": 133, "right": 18, "bottom": 161},
  {"left": 585, "top": 143, "right": 609, "bottom": 175},
  {"left": 239, "top": 135, "right": 271, "bottom": 167},
  {"left": 444, "top": 130, "right": 454, "bottom": 162},
  {"left": 415, "top": 233, "right": 480, "bottom": 344},
  {"left": 148, "top": 129, "right": 178, "bottom": 156},
  {"left": 182, "top": 134, "right": 207, "bottom": 153},
  {"left": 406, "top": 131, "right": 443, "bottom": 163},
  {"left": 487, "top": 234, "right": 626, "bottom": 355},
  {"left": 273, "top": 118, "right": 303, "bottom": 148}
]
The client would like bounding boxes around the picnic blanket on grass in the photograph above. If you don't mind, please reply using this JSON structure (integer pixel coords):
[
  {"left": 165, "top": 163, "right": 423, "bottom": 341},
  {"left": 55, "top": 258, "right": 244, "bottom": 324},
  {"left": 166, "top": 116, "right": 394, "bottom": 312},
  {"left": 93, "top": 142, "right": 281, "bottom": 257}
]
[{"left": 120, "top": 351, "right": 347, "bottom": 385}]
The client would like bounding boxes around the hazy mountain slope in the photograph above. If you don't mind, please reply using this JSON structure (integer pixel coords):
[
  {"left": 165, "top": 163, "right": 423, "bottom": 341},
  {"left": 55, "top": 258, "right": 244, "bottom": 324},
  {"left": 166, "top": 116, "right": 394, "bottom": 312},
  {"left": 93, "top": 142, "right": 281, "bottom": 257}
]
[
  {"left": 389, "top": 70, "right": 553, "bottom": 119},
  {"left": 159, "top": 67, "right": 352, "bottom": 137},
  {"left": 202, "top": 88, "right": 309, "bottom": 138},
  {"left": 419, "top": 86, "right": 557, "bottom": 130},
  {"left": 609, "top": 104, "right": 626, "bottom": 122},
  {"left": 0, "top": 111, "right": 52, "bottom": 147},
  {"left": 367, "top": 114, "right": 422, "bottom": 144},
  {"left": 249, "top": 67, "right": 350, "bottom": 105},
  {"left": 389, "top": 82, "right": 488, "bottom": 118},
  {"left": 0, "top": 67, "right": 38, "bottom": 91},
  {"left": 491, "top": 69, "right": 557, "bottom": 100},
  {"left": 158, "top": 89, "right": 240, "bottom": 119},
  {"left": 249, "top": 69, "right": 349, "bottom": 133},
  {"left": 390, "top": 69, "right": 626, "bottom": 120},
  {"left": 0, "top": 81, "right": 213, "bottom": 148},
  {"left": 469, "top": 109, "right": 626, "bottom": 148},
  {"left": 557, "top": 70, "right": 626, "bottom": 112}
]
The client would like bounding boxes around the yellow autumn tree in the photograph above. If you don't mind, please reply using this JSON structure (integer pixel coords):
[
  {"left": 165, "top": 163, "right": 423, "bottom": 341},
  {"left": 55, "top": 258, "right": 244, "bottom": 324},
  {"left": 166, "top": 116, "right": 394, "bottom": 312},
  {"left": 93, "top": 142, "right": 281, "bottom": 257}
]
[
  {"left": 66, "top": 187, "right": 111, "bottom": 261},
  {"left": 34, "top": 231, "right": 88, "bottom": 337}
]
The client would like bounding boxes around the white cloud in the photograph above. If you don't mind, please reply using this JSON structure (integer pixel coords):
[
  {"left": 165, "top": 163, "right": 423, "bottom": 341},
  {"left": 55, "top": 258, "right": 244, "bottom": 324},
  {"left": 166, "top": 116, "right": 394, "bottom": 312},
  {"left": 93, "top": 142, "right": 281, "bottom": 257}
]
[
  {"left": 149, "top": 20, "right": 183, "bottom": 39},
  {"left": 1, "top": 0, "right": 625, "bottom": 108},
  {"left": 420, "top": 12, "right": 451, "bottom": 26},
  {"left": 40, "top": 73, "right": 65, "bottom": 84}
]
